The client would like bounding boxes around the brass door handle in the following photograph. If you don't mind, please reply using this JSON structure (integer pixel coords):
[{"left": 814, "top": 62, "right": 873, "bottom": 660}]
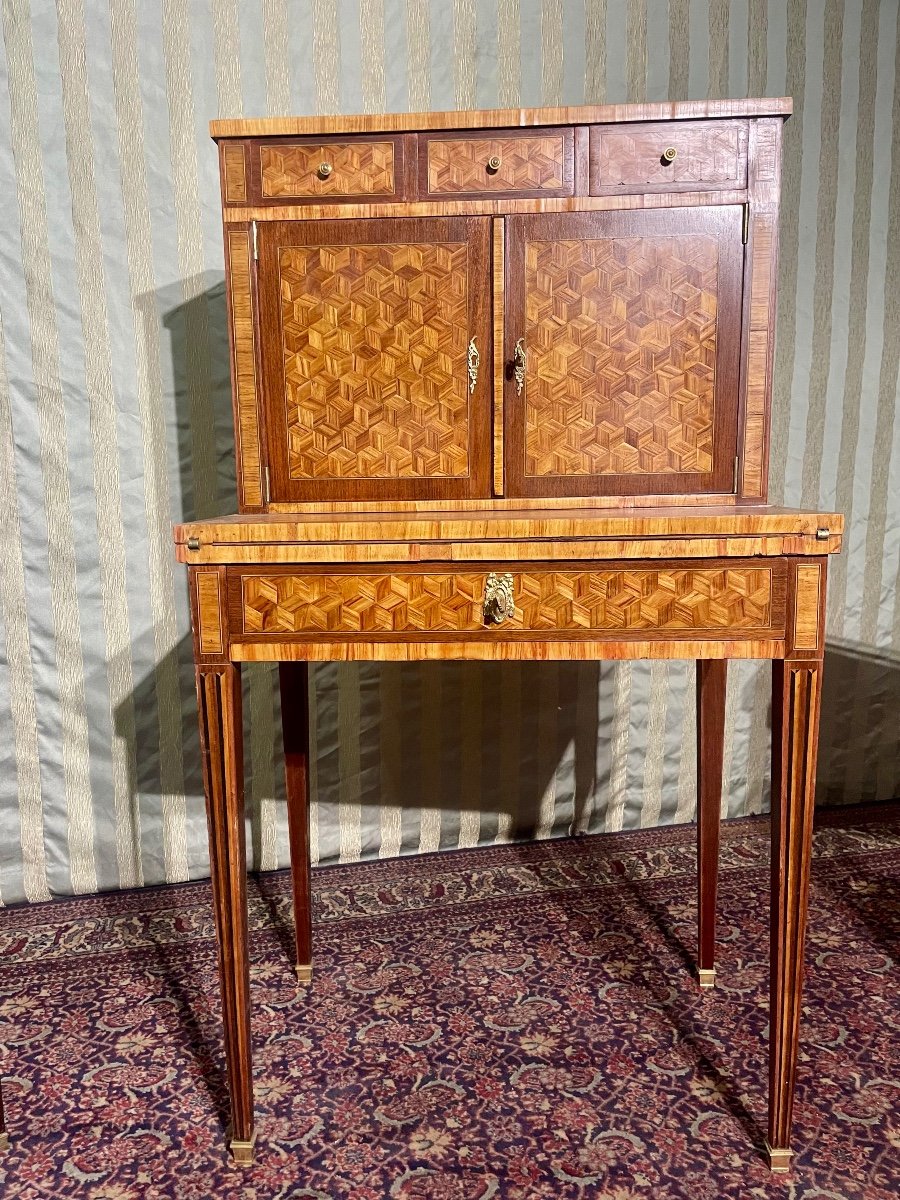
[
  {"left": 317, "top": 161, "right": 333, "bottom": 178},
  {"left": 467, "top": 336, "right": 480, "bottom": 393},
  {"left": 513, "top": 337, "right": 526, "bottom": 396},
  {"left": 662, "top": 146, "right": 678, "bottom": 163},
  {"left": 483, "top": 572, "right": 515, "bottom": 625},
  {"left": 487, "top": 155, "right": 502, "bottom": 173}
]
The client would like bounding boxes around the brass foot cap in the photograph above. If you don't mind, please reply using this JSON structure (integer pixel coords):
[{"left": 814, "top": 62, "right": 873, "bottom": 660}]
[
  {"left": 295, "top": 963, "right": 313, "bottom": 984},
  {"left": 765, "top": 1142, "right": 792, "bottom": 1173},
  {"left": 698, "top": 968, "right": 716, "bottom": 990},
  {"left": 228, "top": 1132, "right": 257, "bottom": 1166},
  {"left": 0, "top": 1132, "right": 9, "bottom": 1153}
]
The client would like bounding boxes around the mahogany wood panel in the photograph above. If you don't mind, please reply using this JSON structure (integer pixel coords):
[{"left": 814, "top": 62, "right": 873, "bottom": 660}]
[
  {"left": 696, "top": 659, "right": 726, "bottom": 988},
  {"left": 256, "top": 217, "right": 492, "bottom": 502},
  {"left": 225, "top": 228, "right": 264, "bottom": 511},
  {"left": 233, "top": 561, "right": 784, "bottom": 640},
  {"left": 279, "top": 662, "right": 313, "bottom": 979},
  {"left": 792, "top": 563, "right": 823, "bottom": 651},
  {"left": 249, "top": 134, "right": 407, "bottom": 205},
  {"left": 420, "top": 129, "right": 574, "bottom": 199},
  {"left": 210, "top": 98, "right": 792, "bottom": 139},
  {"left": 590, "top": 120, "right": 747, "bottom": 194},
  {"left": 221, "top": 142, "right": 248, "bottom": 204},
  {"left": 195, "top": 570, "right": 225, "bottom": 655},
  {"left": 503, "top": 207, "right": 745, "bottom": 498},
  {"left": 195, "top": 664, "right": 255, "bottom": 1163},
  {"left": 768, "top": 659, "right": 823, "bottom": 1169}
]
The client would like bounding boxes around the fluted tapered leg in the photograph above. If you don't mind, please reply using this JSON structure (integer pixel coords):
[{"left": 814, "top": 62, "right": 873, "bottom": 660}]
[
  {"left": 280, "top": 661, "right": 313, "bottom": 982},
  {"left": 196, "top": 664, "right": 254, "bottom": 1164},
  {"left": 767, "top": 659, "right": 822, "bottom": 1171},
  {"left": 696, "top": 659, "right": 726, "bottom": 989}
]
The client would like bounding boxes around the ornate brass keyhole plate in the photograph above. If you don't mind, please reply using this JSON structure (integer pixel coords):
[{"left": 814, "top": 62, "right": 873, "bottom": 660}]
[{"left": 483, "top": 572, "right": 515, "bottom": 625}]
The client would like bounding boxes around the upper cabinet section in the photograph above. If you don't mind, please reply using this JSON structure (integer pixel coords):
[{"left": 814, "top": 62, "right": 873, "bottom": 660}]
[{"left": 214, "top": 100, "right": 788, "bottom": 511}]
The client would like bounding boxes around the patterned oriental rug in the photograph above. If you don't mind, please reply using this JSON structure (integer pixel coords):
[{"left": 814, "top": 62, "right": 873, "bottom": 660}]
[{"left": 0, "top": 805, "right": 898, "bottom": 1200}]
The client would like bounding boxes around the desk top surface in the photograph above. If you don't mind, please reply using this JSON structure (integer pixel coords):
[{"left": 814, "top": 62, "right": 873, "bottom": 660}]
[
  {"left": 210, "top": 97, "right": 792, "bottom": 139},
  {"left": 175, "top": 504, "right": 843, "bottom": 564}
]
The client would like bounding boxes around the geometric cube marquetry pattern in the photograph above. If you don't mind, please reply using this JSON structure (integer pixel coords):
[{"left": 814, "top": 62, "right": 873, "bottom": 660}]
[
  {"left": 596, "top": 123, "right": 744, "bottom": 189},
  {"left": 260, "top": 141, "right": 395, "bottom": 197},
  {"left": 524, "top": 235, "right": 719, "bottom": 477},
  {"left": 427, "top": 136, "right": 566, "bottom": 193},
  {"left": 280, "top": 243, "right": 471, "bottom": 479},
  {"left": 242, "top": 568, "right": 773, "bottom": 635}
]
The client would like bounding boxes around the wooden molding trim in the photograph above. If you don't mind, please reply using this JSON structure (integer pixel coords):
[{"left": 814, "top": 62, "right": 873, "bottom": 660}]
[
  {"left": 492, "top": 217, "right": 505, "bottom": 496},
  {"left": 225, "top": 228, "right": 264, "bottom": 510}
]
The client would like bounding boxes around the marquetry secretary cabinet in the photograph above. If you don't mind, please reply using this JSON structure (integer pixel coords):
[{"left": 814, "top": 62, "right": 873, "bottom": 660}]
[{"left": 175, "top": 98, "right": 842, "bottom": 1172}]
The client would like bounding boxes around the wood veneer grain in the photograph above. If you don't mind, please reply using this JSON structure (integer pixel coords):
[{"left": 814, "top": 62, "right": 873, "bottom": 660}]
[{"left": 210, "top": 98, "right": 792, "bottom": 139}]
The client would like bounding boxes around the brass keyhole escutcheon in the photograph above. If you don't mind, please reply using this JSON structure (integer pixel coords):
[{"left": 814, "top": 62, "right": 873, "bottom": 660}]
[
  {"left": 483, "top": 572, "right": 515, "bottom": 626},
  {"left": 662, "top": 146, "right": 678, "bottom": 163},
  {"left": 467, "top": 336, "right": 480, "bottom": 394},
  {"left": 318, "top": 161, "right": 334, "bottom": 178},
  {"left": 513, "top": 337, "right": 526, "bottom": 397},
  {"left": 487, "top": 155, "right": 502, "bottom": 173}
]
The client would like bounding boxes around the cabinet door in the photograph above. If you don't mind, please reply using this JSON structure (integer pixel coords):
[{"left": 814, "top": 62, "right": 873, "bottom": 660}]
[
  {"left": 258, "top": 217, "right": 492, "bottom": 503},
  {"left": 503, "top": 207, "right": 744, "bottom": 498}
]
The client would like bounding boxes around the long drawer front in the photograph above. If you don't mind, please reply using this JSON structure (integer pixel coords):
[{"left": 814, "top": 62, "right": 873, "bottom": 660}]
[{"left": 229, "top": 561, "right": 787, "bottom": 642}]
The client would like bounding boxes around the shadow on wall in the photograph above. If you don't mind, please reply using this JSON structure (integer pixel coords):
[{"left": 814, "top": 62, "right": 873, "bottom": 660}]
[
  {"left": 112, "top": 284, "right": 900, "bottom": 882},
  {"left": 816, "top": 640, "right": 900, "bottom": 806}
]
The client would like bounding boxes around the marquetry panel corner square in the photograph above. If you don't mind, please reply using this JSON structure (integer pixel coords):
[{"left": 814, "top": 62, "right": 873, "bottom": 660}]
[
  {"left": 523, "top": 233, "right": 719, "bottom": 479},
  {"left": 279, "top": 241, "right": 472, "bottom": 481}
]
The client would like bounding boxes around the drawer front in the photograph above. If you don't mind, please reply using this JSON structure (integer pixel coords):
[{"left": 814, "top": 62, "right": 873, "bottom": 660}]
[
  {"left": 422, "top": 130, "right": 574, "bottom": 198},
  {"left": 590, "top": 120, "right": 747, "bottom": 193},
  {"left": 234, "top": 564, "right": 784, "bottom": 639},
  {"left": 253, "top": 137, "right": 403, "bottom": 202}
]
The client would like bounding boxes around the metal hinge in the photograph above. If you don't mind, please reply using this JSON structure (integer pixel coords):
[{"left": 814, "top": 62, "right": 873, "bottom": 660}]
[
  {"left": 742, "top": 203, "right": 749, "bottom": 244},
  {"left": 187, "top": 536, "right": 200, "bottom": 551},
  {"left": 263, "top": 464, "right": 271, "bottom": 503},
  {"left": 252, "top": 219, "right": 258, "bottom": 261},
  {"left": 733, "top": 455, "right": 740, "bottom": 493}
]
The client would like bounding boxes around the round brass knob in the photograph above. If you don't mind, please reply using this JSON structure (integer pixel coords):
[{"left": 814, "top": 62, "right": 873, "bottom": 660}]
[
  {"left": 486, "top": 155, "right": 502, "bottom": 173},
  {"left": 662, "top": 146, "right": 678, "bottom": 163},
  {"left": 317, "top": 161, "right": 333, "bottom": 178}
]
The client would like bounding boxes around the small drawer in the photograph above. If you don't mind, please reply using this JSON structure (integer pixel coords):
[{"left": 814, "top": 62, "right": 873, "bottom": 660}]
[
  {"left": 590, "top": 120, "right": 747, "bottom": 194},
  {"left": 250, "top": 135, "right": 405, "bottom": 203},
  {"left": 421, "top": 129, "right": 574, "bottom": 199},
  {"left": 233, "top": 563, "right": 784, "bottom": 640}
]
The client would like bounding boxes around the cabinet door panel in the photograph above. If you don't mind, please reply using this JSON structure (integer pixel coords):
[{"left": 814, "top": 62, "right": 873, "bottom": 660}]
[
  {"left": 503, "top": 207, "right": 744, "bottom": 498},
  {"left": 258, "top": 217, "right": 492, "bottom": 502}
]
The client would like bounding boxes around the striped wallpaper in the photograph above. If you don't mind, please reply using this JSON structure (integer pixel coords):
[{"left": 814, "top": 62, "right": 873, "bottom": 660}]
[{"left": 0, "top": 1, "right": 897, "bottom": 906}]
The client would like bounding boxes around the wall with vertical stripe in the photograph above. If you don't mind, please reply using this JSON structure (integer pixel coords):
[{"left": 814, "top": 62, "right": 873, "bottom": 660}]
[{"left": 0, "top": 1, "right": 897, "bottom": 906}]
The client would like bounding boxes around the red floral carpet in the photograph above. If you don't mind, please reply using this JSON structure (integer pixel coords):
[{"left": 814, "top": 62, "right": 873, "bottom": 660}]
[{"left": 1, "top": 806, "right": 898, "bottom": 1199}]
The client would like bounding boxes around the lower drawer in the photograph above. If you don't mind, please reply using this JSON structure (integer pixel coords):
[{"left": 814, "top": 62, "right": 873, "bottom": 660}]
[{"left": 230, "top": 562, "right": 786, "bottom": 640}]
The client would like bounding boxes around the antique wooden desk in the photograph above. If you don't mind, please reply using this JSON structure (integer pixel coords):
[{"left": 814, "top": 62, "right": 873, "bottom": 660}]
[{"left": 175, "top": 98, "right": 843, "bottom": 1170}]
